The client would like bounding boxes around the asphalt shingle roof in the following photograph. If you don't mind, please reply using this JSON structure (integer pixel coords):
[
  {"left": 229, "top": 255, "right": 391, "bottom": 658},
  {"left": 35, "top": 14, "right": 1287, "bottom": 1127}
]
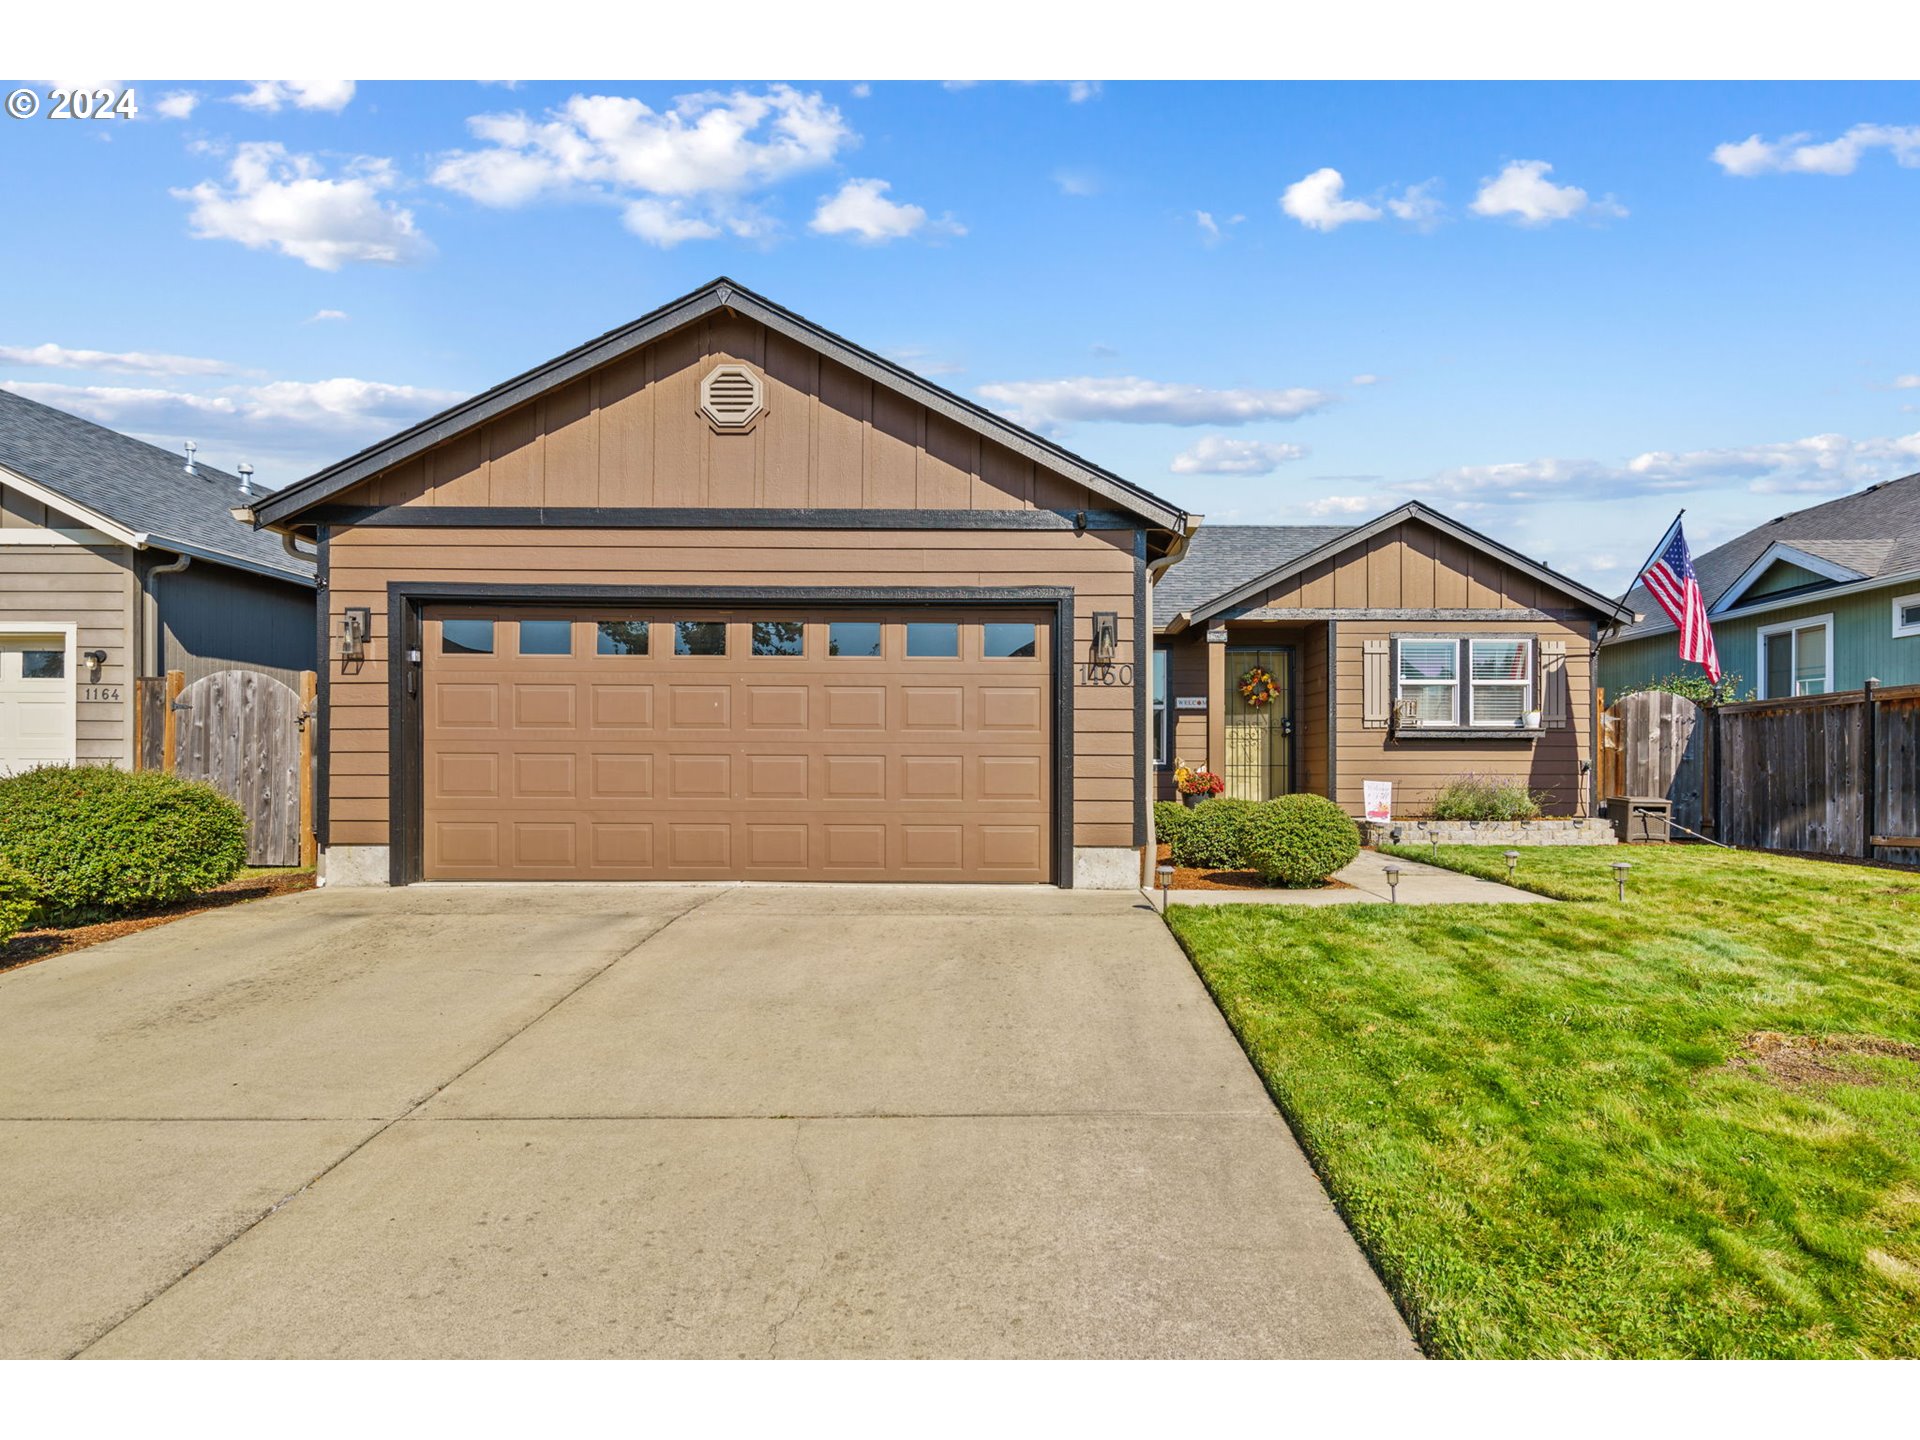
[
  {"left": 1153, "top": 524, "right": 1355, "bottom": 622},
  {"left": 1613, "top": 470, "right": 1920, "bottom": 639},
  {"left": 0, "top": 387, "right": 312, "bottom": 582}
]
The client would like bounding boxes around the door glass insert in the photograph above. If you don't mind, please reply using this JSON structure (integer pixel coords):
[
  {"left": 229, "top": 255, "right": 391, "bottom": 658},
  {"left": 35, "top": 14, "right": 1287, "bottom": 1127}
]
[
  {"left": 441, "top": 619, "right": 493, "bottom": 655},
  {"left": 905, "top": 622, "right": 959, "bottom": 658},
  {"left": 752, "top": 620, "right": 806, "bottom": 657},
  {"left": 20, "top": 649, "right": 64, "bottom": 679},
  {"left": 596, "top": 620, "right": 648, "bottom": 656},
  {"left": 1225, "top": 648, "right": 1291, "bottom": 801},
  {"left": 674, "top": 620, "right": 727, "bottom": 656},
  {"left": 517, "top": 619, "right": 572, "bottom": 656},
  {"left": 828, "top": 622, "right": 882, "bottom": 657},
  {"left": 983, "top": 622, "right": 1037, "bottom": 658},
  {"left": 1793, "top": 624, "right": 1828, "bottom": 695}
]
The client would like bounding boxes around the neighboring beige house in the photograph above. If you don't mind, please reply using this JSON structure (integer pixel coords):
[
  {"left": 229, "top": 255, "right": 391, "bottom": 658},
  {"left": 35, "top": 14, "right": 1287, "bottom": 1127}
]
[
  {"left": 1151, "top": 504, "right": 1630, "bottom": 818},
  {"left": 0, "top": 389, "right": 316, "bottom": 774}
]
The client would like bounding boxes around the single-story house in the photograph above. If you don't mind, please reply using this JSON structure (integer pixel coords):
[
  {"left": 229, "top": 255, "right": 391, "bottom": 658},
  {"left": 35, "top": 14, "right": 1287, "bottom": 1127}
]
[
  {"left": 1151, "top": 508, "right": 1631, "bottom": 818},
  {"left": 1601, "top": 471, "right": 1920, "bottom": 700},
  {"left": 247, "top": 278, "right": 1626, "bottom": 889},
  {"left": 0, "top": 389, "right": 316, "bottom": 776}
]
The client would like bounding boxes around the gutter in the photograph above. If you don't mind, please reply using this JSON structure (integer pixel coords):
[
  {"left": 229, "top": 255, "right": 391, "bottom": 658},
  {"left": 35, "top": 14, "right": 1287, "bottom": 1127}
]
[
  {"left": 132, "top": 531, "right": 315, "bottom": 588},
  {"left": 1605, "top": 563, "right": 1920, "bottom": 644}
]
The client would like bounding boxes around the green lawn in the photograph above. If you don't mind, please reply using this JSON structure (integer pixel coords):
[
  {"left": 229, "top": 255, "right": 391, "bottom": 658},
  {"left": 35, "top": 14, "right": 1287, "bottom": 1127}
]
[{"left": 1163, "top": 844, "right": 1920, "bottom": 1358}]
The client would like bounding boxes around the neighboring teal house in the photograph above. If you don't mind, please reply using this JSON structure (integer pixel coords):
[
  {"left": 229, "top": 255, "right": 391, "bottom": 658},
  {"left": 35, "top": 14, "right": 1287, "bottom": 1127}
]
[{"left": 1601, "top": 471, "right": 1920, "bottom": 700}]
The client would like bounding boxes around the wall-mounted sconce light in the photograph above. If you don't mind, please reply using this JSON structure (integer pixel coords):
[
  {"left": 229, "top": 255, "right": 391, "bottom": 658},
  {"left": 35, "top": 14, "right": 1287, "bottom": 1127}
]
[
  {"left": 1092, "top": 611, "right": 1119, "bottom": 666},
  {"left": 339, "top": 606, "right": 371, "bottom": 661},
  {"left": 84, "top": 649, "right": 107, "bottom": 682}
]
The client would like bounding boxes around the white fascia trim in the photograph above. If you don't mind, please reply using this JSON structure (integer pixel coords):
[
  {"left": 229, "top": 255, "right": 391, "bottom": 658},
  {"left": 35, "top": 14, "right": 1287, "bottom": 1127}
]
[
  {"left": 1710, "top": 541, "right": 1868, "bottom": 617},
  {"left": 1614, "top": 563, "right": 1920, "bottom": 643},
  {"left": 0, "top": 463, "right": 141, "bottom": 546},
  {"left": 1755, "top": 612, "right": 1836, "bottom": 697}
]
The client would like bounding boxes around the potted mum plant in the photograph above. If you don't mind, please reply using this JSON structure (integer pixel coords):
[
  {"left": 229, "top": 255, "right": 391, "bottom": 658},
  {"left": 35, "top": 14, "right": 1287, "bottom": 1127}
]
[{"left": 1172, "top": 764, "right": 1225, "bottom": 807}]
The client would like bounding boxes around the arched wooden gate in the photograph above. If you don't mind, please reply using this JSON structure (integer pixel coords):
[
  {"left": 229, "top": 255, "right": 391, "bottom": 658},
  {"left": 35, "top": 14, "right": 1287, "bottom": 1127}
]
[
  {"left": 166, "top": 668, "right": 314, "bottom": 866},
  {"left": 1598, "top": 690, "right": 1704, "bottom": 837}
]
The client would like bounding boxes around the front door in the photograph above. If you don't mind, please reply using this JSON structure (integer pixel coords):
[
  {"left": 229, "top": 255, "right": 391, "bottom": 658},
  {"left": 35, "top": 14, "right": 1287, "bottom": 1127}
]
[
  {"left": 1224, "top": 647, "right": 1292, "bottom": 801},
  {"left": 0, "top": 633, "right": 74, "bottom": 776}
]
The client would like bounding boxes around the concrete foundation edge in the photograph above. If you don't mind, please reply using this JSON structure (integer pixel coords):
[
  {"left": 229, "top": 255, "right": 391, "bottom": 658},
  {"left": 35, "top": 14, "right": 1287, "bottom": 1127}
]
[
  {"left": 319, "top": 845, "right": 392, "bottom": 887},
  {"left": 1073, "top": 846, "right": 1145, "bottom": 890}
]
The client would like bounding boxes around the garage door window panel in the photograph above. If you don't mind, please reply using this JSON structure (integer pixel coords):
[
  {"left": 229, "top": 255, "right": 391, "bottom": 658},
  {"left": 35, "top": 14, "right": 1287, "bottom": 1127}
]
[
  {"left": 517, "top": 619, "right": 573, "bottom": 656},
  {"left": 906, "top": 622, "right": 959, "bottom": 658},
  {"left": 20, "top": 649, "right": 63, "bottom": 679},
  {"left": 829, "top": 621, "right": 883, "bottom": 658},
  {"left": 674, "top": 620, "right": 727, "bottom": 657},
  {"left": 442, "top": 619, "right": 494, "bottom": 655},
  {"left": 595, "top": 620, "right": 649, "bottom": 656},
  {"left": 752, "top": 620, "right": 806, "bottom": 657},
  {"left": 983, "top": 622, "right": 1037, "bottom": 659}
]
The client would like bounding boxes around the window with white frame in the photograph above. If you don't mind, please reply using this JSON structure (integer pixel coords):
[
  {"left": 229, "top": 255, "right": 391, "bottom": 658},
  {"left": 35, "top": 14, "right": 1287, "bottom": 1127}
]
[
  {"left": 1894, "top": 593, "right": 1920, "bottom": 639},
  {"left": 1757, "top": 616, "right": 1832, "bottom": 698},
  {"left": 1396, "top": 635, "right": 1536, "bottom": 728},
  {"left": 1152, "top": 649, "right": 1169, "bottom": 766}
]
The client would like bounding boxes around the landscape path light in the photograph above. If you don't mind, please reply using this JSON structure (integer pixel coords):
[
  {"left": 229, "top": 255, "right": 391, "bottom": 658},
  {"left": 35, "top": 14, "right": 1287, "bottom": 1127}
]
[
  {"left": 1504, "top": 849, "right": 1520, "bottom": 882},
  {"left": 1611, "top": 861, "right": 1631, "bottom": 902},
  {"left": 1384, "top": 864, "right": 1400, "bottom": 903},
  {"left": 1156, "top": 862, "right": 1175, "bottom": 909}
]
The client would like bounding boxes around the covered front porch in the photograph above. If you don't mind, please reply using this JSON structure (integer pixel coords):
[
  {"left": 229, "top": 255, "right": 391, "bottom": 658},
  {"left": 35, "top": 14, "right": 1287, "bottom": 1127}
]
[{"left": 1156, "top": 620, "right": 1332, "bottom": 804}]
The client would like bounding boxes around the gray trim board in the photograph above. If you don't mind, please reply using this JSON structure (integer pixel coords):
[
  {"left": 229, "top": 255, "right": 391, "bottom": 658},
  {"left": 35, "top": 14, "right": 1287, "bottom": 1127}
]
[
  {"left": 298, "top": 505, "right": 1146, "bottom": 532},
  {"left": 1217, "top": 605, "right": 1573, "bottom": 625},
  {"left": 315, "top": 526, "right": 330, "bottom": 847},
  {"left": 1133, "top": 529, "right": 1147, "bottom": 847},
  {"left": 1326, "top": 619, "right": 1339, "bottom": 806},
  {"left": 383, "top": 583, "right": 1077, "bottom": 889},
  {"left": 258, "top": 279, "right": 1187, "bottom": 533}
]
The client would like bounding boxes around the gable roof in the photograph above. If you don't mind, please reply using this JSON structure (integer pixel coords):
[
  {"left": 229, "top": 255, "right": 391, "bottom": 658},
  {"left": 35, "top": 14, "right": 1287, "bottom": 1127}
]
[
  {"left": 0, "top": 388, "right": 312, "bottom": 584},
  {"left": 252, "top": 278, "right": 1190, "bottom": 534},
  {"left": 1610, "top": 470, "right": 1920, "bottom": 640},
  {"left": 1154, "top": 524, "right": 1355, "bottom": 620},
  {"left": 1161, "top": 501, "right": 1631, "bottom": 630}
]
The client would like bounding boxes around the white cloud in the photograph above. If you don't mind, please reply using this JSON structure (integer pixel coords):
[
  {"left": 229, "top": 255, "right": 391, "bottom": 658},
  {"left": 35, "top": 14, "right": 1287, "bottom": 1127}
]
[
  {"left": 1301, "top": 494, "right": 1376, "bottom": 517},
  {"left": 154, "top": 90, "right": 199, "bottom": 120},
  {"left": 1397, "top": 430, "right": 1920, "bottom": 507},
  {"left": 1280, "top": 167, "right": 1382, "bottom": 232},
  {"left": 0, "top": 342, "right": 233, "bottom": 377},
  {"left": 307, "top": 309, "right": 348, "bottom": 323},
  {"left": 2, "top": 374, "right": 464, "bottom": 484},
  {"left": 173, "top": 142, "right": 430, "bottom": 271},
  {"left": 1470, "top": 159, "right": 1625, "bottom": 226},
  {"left": 1194, "top": 210, "right": 1246, "bottom": 246},
  {"left": 1170, "top": 437, "right": 1307, "bottom": 476},
  {"left": 850, "top": 83, "right": 871, "bottom": 99},
  {"left": 1386, "top": 178, "right": 1445, "bottom": 229},
  {"left": 1350, "top": 374, "right": 1381, "bottom": 386},
  {"left": 230, "top": 81, "right": 356, "bottom": 113},
  {"left": 810, "top": 177, "right": 961, "bottom": 243},
  {"left": 977, "top": 376, "right": 1334, "bottom": 429},
  {"left": 621, "top": 199, "right": 722, "bottom": 247},
  {"left": 1893, "top": 374, "right": 1920, "bottom": 389},
  {"left": 883, "top": 346, "right": 964, "bottom": 377},
  {"left": 1065, "top": 82, "right": 1102, "bottom": 103},
  {"left": 1712, "top": 124, "right": 1920, "bottom": 177},
  {"left": 1054, "top": 169, "right": 1098, "bottom": 197}
]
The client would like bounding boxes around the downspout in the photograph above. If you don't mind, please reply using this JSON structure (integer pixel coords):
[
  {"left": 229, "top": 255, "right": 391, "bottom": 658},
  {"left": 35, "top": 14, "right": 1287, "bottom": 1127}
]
[
  {"left": 141, "top": 551, "right": 192, "bottom": 677},
  {"left": 282, "top": 531, "right": 318, "bottom": 565},
  {"left": 1141, "top": 519, "right": 1199, "bottom": 883}
]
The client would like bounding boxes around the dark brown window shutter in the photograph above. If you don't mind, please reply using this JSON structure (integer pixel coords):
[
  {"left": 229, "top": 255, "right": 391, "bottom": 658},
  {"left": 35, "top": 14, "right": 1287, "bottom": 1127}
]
[{"left": 1362, "top": 637, "right": 1391, "bottom": 729}]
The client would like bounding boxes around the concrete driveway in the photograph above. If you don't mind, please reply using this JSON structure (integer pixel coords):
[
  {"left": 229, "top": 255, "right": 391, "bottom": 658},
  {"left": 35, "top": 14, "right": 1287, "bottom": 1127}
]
[{"left": 0, "top": 883, "right": 1416, "bottom": 1359}]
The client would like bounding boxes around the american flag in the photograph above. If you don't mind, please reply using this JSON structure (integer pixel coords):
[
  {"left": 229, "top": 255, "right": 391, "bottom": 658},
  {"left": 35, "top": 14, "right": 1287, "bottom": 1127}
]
[{"left": 1640, "top": 522, "right": 1721, "bottom": 682}]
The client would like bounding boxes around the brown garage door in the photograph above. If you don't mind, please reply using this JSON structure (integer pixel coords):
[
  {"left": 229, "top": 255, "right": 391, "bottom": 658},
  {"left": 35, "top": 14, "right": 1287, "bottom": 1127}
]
[{"left": 420, "top": 606, "right": 1053, "bottom": 883}]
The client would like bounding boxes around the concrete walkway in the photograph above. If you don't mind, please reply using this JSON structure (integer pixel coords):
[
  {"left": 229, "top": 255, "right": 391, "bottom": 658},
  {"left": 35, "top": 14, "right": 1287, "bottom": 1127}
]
[
  {"left": 1148, "top": 849, "right": 1553, "bottom": 908},
  {"left": 0, "top": 884, "right": 1416, "bottom": 1359}
]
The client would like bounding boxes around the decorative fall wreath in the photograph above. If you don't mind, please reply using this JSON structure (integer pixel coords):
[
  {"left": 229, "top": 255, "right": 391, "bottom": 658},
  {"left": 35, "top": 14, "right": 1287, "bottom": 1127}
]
[{"left": 1238, "top": 666, "right": 1280, "bottom": 707}]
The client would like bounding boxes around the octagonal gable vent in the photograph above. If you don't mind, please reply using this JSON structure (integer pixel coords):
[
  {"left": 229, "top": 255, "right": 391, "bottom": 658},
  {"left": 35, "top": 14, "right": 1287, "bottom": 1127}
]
[{"left": 700, "top": 364, "right": 764, "bottom": 429}]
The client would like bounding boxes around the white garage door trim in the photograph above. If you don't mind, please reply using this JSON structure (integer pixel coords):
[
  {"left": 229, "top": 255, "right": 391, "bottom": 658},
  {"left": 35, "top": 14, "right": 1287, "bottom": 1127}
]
[{"left": 0, "top": 622, "right": 77, "bottom": 776}]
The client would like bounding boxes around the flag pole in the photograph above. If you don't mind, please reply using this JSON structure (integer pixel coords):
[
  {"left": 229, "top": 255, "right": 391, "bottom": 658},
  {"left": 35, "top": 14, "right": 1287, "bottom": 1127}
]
[{"left": 1599, "top": 508, "right": 1684, "bottom": 650}]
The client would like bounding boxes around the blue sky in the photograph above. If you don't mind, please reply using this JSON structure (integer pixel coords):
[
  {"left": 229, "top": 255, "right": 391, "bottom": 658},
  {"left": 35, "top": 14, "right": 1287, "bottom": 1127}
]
[{"left": 3, "top": 78, "right": 1918, "bottom": 586}]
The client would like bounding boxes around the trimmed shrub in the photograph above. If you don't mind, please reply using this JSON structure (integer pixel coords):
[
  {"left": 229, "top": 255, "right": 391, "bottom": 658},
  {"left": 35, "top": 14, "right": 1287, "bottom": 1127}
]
[
  {"left": 1240, "top": 794, "right": 1362, "bottom": 887},
  {"left": 1428, "top": 773, "right": 1545, "bottom": 822},
  {"left": 0, "top": 856, "right": 37, "bottom": 946},
  {"left": 1153, "top": 799, "right": 1193, "bottom": 848},
  {"left": 1169, "top": 797, "right": 1260, "bottom": 870},
  {"left": 0, "top": 765, "right": 248, "bottom": 924}
]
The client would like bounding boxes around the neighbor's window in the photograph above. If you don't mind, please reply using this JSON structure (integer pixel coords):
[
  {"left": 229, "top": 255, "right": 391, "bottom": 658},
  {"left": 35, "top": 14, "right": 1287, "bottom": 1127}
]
[
  {"left": 1152, "top": 649, "right": 1169, "bottom": 767},
  {"left": 674, "top": 621, "right": 727, "bottom": 657},
  {"left": 1759, "top": 617, "right": 1830, "bottom": 698},
  {"left": 441, "top": 619, "right": 494, "bottom": 655},
  {"left": 905, "top": 622, "right": 959, "bottom": 658},
  {"left": 1396, "top": 638, "right": 1459, "bottom": 725},
  {"left": 752, "top": 620, "right": 805, "bottom": 657},
  {"left": 596, "top": 620, "right": 648, "bottom": 656},
  {"left": 517, "top": 619, "right": 572, "bottom": 656},
  {"left": 983, "top": 622, "right": 1037, "bottom": 658},
  {"left": 828, "top": 622, "right": 882, "bottom": 658},
  {"left": 1895, "top": 594, "right": 1920, "bottom": 639},
  {"left": 1469, "top": 638, "right": 1534, "bottom": 727},
  {"left": 21, "top": 648, "right": 64, "bottom": 679}
]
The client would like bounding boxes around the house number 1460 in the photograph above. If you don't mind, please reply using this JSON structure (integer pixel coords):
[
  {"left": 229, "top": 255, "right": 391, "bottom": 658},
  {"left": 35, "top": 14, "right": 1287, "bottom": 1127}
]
[{"left": 1076, "top": 663, "right": 1133, "bottom": 687}]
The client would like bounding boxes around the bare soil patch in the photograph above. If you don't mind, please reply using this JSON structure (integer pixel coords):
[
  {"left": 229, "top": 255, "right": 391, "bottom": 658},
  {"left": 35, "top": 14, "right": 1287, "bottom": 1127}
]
[
  {"left": 0, "top": 870, "right": 316, "bottom": 976},
  {"left": 1723, "top": 1030, "right": 1920, "bottom": 1089},
  {"left": 1154, "top": 843, "right": 1352, "bottom": 893}
]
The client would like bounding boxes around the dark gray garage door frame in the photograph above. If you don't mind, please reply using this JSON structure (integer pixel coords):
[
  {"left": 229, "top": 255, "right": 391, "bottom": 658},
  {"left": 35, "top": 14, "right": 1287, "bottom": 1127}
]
[{"left": 385, "top": 582, "right": 1077, "bottom": 887}]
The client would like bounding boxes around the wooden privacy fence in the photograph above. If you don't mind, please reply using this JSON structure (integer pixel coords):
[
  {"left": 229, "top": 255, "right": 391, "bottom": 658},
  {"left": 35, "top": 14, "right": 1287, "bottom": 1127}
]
[
  {"left": 1605, "top": 681, "right": 1920, "bottom": 864},
  {"left": 143, "top": 668, "right": 317, "bottom": 867}
]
